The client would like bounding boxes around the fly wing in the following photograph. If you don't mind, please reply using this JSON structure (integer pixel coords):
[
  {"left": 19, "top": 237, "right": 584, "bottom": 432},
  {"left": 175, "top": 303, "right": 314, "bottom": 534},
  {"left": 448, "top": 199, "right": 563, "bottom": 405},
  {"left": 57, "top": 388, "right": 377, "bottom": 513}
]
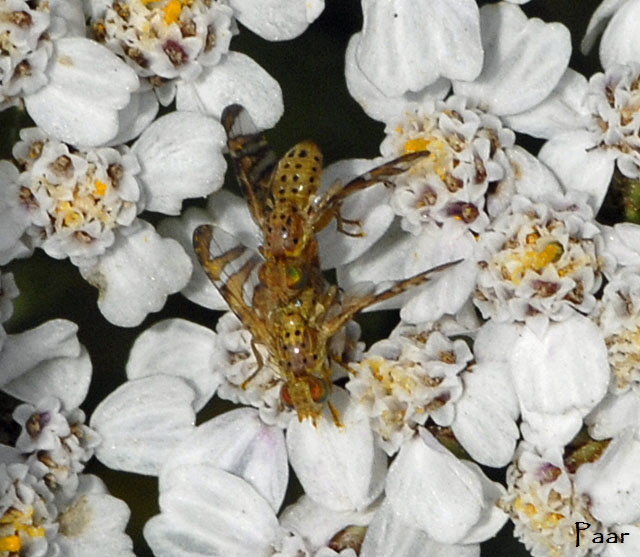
[
  {"left": 221, "top": 105, "right": 278, "bottom": 226},
  {"left": 193, "top": 223, "right": 268, "bottom": 343}
]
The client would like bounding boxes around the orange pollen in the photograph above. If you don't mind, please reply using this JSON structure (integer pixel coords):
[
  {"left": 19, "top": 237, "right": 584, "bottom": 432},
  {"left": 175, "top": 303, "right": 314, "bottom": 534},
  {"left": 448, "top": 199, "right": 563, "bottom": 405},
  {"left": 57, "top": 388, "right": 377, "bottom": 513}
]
[
  {"left": 404, "top": 137, "right": 430, "bottom": 154},
  {"left": 523, "top": 242, "right": 564, "bottom": 272},
  {"left": 0, "top": 534, "right": 21, "bottom": 551},
  {"left": 163, "top": 0, "right": 182, "bottom": 24},
  {"left": 93, "top": 179, "right": 108, "bottom": 196}
]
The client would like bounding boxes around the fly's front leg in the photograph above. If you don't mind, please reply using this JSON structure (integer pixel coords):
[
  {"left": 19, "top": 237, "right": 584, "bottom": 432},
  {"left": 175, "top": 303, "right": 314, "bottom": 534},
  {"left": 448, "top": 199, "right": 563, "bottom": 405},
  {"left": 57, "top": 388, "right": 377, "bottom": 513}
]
[{"left": 312, "top": 150, "right": 429, "bottom": 235}]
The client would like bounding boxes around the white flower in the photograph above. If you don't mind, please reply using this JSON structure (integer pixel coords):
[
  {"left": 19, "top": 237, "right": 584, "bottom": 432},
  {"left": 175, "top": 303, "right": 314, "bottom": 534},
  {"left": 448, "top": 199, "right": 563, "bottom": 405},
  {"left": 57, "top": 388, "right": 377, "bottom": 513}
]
[
  {"left": 474, "top": 193, "right": 604, "bottom": 327},
  {"left": 597, "top": 269, "right": 640, "bottom": 393},
  {"left": 2, "top": 111, "right": 226, "bottom": 325},
  {"left": 340, "top": 3, "right": 568, "bottom": 323},
  {"left": 354, "top": 0, "right": 483, "bottom": 98},
  {"left": 384, "top": 429, "right": 507, "bottom": 545},
  {"left": 13, "top": 397, "right": 100, "bottom": 496},
  {"left": 0, "top": 457, "right": 57, "bottom": 555},
  {"left": 481, "top": 316, "right": 610, "bottom": 450},
  {"left": 347, "top": 2, "right": 571, "bottom": 128},
  {"left": 0, "top": 295, "right": 133, "bottom": 556},
  {"left": 0, "top": 0, "right": 141, "bottom": 146},
  {"left": 347, "top": 318, "right": 519, "bottom": 465},
  {"left": 0, "top": 459, "right": 134, "bottom": 557},
  {"left": 227, "top": 0, "right": 324, "bottom": 41},
  {"left": 582, "top": 0, "right": 640, "bottom": 69},
  {"left": 137, "top": 404, "right": 380, "bottom": 555},
  {"left": 0, "top": 275, "right": 91, "bottom": 409},
  {"left": 586, "top": 224, "right": 640, "bottom": 439},
  {"left": 91, "top": 317, "right": 387, "bottom": 535},
  {"left": 347, "top": 322, "right": 469, "bottom": 452},
  {"left": 88, "top": 0, "right": 284, "bottom": 126},
  {"left": 533, "top": 63, "right": 640, "bottom": 211},
  {"left": 504, "top": 437, "right": 640, "bottom": 557}
]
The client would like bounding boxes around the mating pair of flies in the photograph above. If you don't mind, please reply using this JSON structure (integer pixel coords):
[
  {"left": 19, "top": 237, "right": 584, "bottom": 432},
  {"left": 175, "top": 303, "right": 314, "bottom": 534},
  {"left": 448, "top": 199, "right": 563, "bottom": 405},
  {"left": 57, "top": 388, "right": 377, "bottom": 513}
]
[{"left": 193, "top": 105, "right": 457, "bottom": 425}]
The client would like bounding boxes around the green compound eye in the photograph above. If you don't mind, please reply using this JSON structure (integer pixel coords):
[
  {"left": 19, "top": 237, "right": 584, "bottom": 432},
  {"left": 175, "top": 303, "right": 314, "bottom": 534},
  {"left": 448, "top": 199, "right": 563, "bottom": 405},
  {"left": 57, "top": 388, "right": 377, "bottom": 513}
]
[{"left": 286, "top": 265, "right": 304, "bottom": 289}]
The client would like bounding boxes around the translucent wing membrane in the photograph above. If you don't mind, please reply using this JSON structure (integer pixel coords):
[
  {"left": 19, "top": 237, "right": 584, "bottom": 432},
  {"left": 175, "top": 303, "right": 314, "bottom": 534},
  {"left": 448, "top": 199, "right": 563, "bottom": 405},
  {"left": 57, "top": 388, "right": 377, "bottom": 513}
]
[
  {"left": 193, "top": 224, "right": 268, "bottom": 344},
  {"left": 221, "top": 104, "right": 278, "bottom": 225}
]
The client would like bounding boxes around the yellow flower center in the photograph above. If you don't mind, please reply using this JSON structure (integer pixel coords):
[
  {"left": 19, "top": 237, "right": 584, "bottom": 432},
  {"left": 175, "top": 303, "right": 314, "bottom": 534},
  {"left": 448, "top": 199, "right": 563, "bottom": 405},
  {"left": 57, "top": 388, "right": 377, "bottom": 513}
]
[
  {"left": 163, "top": 0, "right": 182, "bottom": 24},
  {"left": 503, "top": 241, "right": 564, "bottom": 285},
  {"left": 0, "top": 506, "right": 46, "bottom": 551}
]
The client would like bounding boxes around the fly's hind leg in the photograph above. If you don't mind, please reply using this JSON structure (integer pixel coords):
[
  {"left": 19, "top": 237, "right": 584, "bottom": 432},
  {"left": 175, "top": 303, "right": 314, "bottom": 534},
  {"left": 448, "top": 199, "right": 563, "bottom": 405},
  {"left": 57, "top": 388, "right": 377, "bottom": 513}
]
[
  {"left": 322, "top": 259, "right": 462, "bottom": 337},
  {"left": 240, "top": 339, "right": 265, "bottom": 390},
  {"left": 335, "top": 211, "right": 364, "bottom": 238}
]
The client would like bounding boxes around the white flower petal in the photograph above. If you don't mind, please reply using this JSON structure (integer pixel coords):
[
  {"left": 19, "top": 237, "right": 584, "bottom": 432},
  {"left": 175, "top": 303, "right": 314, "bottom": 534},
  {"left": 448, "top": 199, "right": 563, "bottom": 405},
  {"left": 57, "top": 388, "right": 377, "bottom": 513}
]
[
  {"left": 133, "top": 112, "right": 226, "bottom": 214},
  {"left": 57, "top": 487, "right": 134, "bottom": 557},
  {"left": 3, "top": 344, "right": 91, "bottom": 410},
  {"left": 126, "top": 318, "right": 220, "bottom": 410},
  {"left": 587, "top": 391, "right": 640, "bottom": 439},
  {"left": 361, "top": 501, "right": 480, "bottom": 557},
  {"left": 538, "top": 130, "right": 616, "bottom": 212},
  {"left": 357, "top": 0, "right": 481, "bottom": 97},
  {"left": 91, "top": 375, "right": 196, "bottom": 475},
  {"left": 144, "top": 465, "right": 279, "bottom": 557},
  {"left": 25, "top": 37, "right": 139, "bottom": 146},
  {"left": 0, "top": 161, "right": 30, "bottom": 264},
  {"left": 385, "top": 430, "right": 492, "bottom": 544},
  {"left": 160, "top": 408, "right": 288, "bottom": 512},
  {"left": 176, "top": 52, "right": 283, "bottom": 130},
  {"left": 520, "top": 409, "right": 584, "bottom": 449},
  {"left": 78, "top": 221, "right": 192, "bottom": 327},
  {"left": 280, "top": 494, "right": 376, "bottom": 550},
  {"left": 451, "top": 362, "right": 519, "bottom": 467},
  {"left": 599, "top": 0, "right": 640, "bottom": 68},
  {"left": 511, "top": 316, "right": 609, "bottom": 419},
  {"left": 106, "top": 90, "right": 159, "bottom": 146},
  {"left": 581, "top": 0, "right": 628, "bottom": 55},
  {"left": 505, "top": 146, "right": 563, "bottom": 202},
  {"left": 345, "top": 34, "right": 450, "bottom": 123},
  {"left": 601, "top": 222, "right": 640, "bottom": 267},
  {"left": 400, "top": 257, "right": 475, "bottom": 324},
  {"left": 461, "top": 468, "right": 508, "bottom": 544},
  {"left": 339, "top": 223, "right": 475, "bottom": 321},
  {"left": 286, "top": 391, "right": 387, "bottom": 512},
  {"left": 204, "top": 189, "right": 262, "bottom": 249},
  {"left": 0, "top": 319, "right": 81, "bottom": 388},
  {"left": 229, "top": 0, "right": 324, "bottom": 40},
  {"left": 159, "top": 190, "right": 261, "bottom": 309},
  {"left": 575, "top": 430, "right": 640, "bottom": 525},
  {"left": 502, "top": 69, "right": 590, "bottom": 138},
  {"left": 454, "top": 3, "right": 571, "bottom": 115}
]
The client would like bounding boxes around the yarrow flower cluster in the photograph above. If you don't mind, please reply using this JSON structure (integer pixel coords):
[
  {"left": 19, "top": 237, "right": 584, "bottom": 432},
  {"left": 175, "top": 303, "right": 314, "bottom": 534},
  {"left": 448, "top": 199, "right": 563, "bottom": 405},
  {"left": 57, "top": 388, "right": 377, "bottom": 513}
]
[
  {"left": 0, "top": 272, "right": 133, "bottom": 555},
  {"left": 8, "top": 1, "right": 640, "bottom": 556},
  {"left": 475, "top": 193, "right": 604, "bottom": 326},
  {"left": 89, "top": 0, "right": 234, "bottom": 106}
]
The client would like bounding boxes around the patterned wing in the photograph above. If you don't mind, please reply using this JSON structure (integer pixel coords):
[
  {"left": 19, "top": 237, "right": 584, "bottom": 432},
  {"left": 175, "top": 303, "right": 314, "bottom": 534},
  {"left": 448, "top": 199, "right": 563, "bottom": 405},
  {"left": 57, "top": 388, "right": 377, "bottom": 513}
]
[
  {"left": 221, "top": 104, "right": 279, "bottom": 226},
  {"left": 193, "top": 223, "right": 269, "bottom": 345}
]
